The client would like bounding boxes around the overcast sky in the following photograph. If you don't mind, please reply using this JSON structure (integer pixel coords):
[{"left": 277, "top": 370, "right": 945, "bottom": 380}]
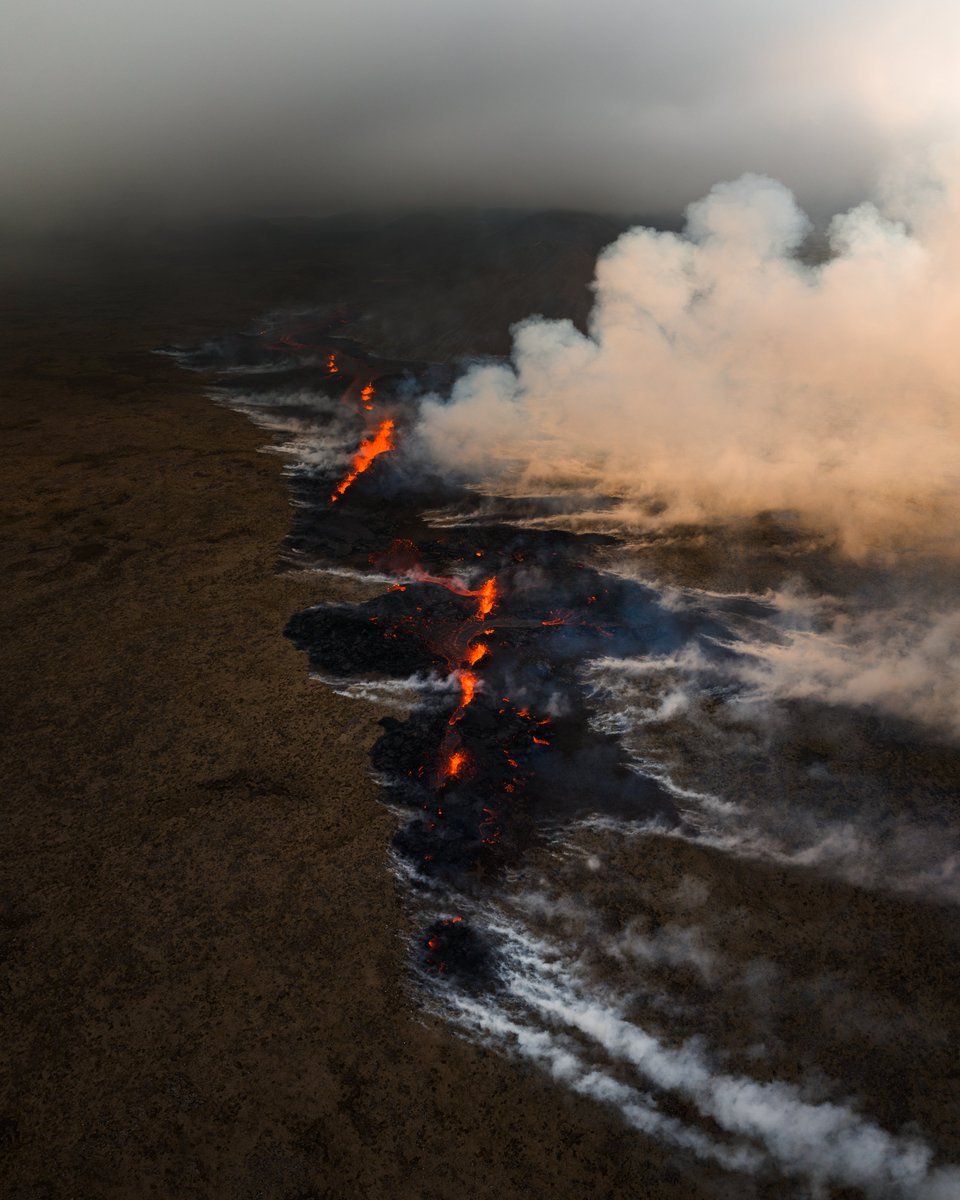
[{"left": 2, "top": 0, "right": 958, "bottom": 227}]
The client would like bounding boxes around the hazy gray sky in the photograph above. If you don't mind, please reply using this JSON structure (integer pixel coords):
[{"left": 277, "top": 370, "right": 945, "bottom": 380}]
[{"left": 2, "top": 0, "right": 958, "bottom": 225}]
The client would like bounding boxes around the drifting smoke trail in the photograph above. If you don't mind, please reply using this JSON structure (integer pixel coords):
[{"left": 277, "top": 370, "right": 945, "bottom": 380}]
[
  {"left": 417, "top": 147, "right": 960, "bottom": 558},
  {"left": 733, "top": 606, "right": 960, "bottom": 740},
  {"left": 170, "top": 243, "right": 960, "bottom": 1199},
  {"left": 442, "top": 919, "right": 960, "bottom": 1199},
  {"left": 446, "top": 990, "right": 762, "bottom": 1176}
]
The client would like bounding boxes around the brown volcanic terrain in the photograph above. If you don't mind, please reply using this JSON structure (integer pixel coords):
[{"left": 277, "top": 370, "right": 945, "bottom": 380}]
[
  {"left": 3, "top": 213, "right": 959, "bottom": 1200},
  {"left": 0, "top": 215, "right": 716, "bottom": 1200}
]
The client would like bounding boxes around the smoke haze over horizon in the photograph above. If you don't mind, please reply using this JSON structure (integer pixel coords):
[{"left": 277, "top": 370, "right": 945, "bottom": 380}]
[
  {"left": 3, "top": 0, "right": 960, "bottom": 229},
  {"left": 415, "top": 148, "right": 960, "bottom": 557}
]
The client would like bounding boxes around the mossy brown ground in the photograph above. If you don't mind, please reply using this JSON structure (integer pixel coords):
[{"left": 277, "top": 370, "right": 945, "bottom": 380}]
[{"left": 1, "top": 218, "right": 716, "bottom": 1200}]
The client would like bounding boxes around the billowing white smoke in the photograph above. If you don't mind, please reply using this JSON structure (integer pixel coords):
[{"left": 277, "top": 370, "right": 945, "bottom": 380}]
[
  {"left": 417, "top": 148, "right": 960, "bottom": 556},
  {"left": 593, "top": 585, "right": 960, "bottom": 741},
  {"left": 442, "top": 918, "right": 960, "bottom": 1198},
  {"left": 736, "top": 605, "right": 960, "bottom": 739}
]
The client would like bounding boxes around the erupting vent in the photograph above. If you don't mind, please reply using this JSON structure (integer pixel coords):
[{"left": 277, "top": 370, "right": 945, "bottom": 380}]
[
  {"left": 330, "top": 418, "right": 395, "bottom": 503},
  {"left": 164, "top": 208, "right": 960, "bottom": 1198},
  {"left": 230, "top": 318, "right": 711, "bottom": 998},
  {"left": 172, "top": 317, "right": 717, "bottom": 996}
]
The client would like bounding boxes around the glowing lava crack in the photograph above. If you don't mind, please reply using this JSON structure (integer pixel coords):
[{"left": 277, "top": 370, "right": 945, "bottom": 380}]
[
  {"left": 178, "top": 319, "right": 717, "bottom": 990},
  {"left": 330, "top": 418, "right": 395, "bottom": 503}
]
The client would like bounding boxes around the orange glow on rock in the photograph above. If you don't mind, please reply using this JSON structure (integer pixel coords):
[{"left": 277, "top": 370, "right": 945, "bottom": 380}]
[
  {"left": 465, "top": 642, "right": 488, "bottom": 667},
  {"left": 330, "top": 418, "right": 395, "bottom": 503},
  {"left": 449, "top": 668, "right": 480, "bottom": 725},
  {"left": 459, "top": 671, "right": 477, "bottom": 709},
  {"left": 360, "top": 382, "right": 374, "bottom": 410},
  {"left": 444, "top": 749, "right": 468, "bottom": 778},
  {"left": 476, "top": 577, "right": 497, "bottom": 620},
  {"left": 448, "top": 667, "right": 480, "bottom": 720}
]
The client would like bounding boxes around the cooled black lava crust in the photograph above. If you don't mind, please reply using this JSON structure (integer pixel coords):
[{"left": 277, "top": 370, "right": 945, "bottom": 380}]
[{"left": 175, "top": 318, "right": 734, "bottom": 990}]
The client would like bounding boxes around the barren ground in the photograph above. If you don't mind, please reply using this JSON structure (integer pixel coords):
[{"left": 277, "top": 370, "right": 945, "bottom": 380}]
[{"left": 2, "top": 217, "right": 709, "bottom": 1200}]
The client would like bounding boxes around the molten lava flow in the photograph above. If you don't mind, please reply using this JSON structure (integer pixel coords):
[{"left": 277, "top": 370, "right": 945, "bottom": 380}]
[
  {"left": 330, "top": 419, "right": 395, "bottom": 503},
  {"left": 449, "top": 671, "right": 479, "bottom": 726},
  {"left": 372, "top": 543, "right": 499, "bottom": 612},
  {"left": 541, "top": 612, "right": 571, "bottom": 627},
  {"left": 405, "top": 568, "right": 492, "bottom": 601},
  {"left": 459, "top": 672, "right": 477, "bottom": 709},
  {"left": 465, "top": 642, "right": 488, "bottom": 667},
  {"left": 360, "top": 383, "right": 375, "bottom": 410},
  {"left": 444, "top": 749, "right": 468, "bottom": 778},
  {"left": 327, "top": 353, "right": 339, "bottom": 374},
  {"left": 447, "top": 641, "right": 487, "bottom": 726},
  {"left": 540, "top": 608, "right": 614, "bottom": 638},
  {"left": 476, "top": 577, "right": 497, "bottom": 620}
]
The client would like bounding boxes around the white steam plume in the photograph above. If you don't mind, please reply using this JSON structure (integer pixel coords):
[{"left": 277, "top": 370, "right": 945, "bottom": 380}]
[
  {"left": 445, "top": 991, "right": 761, "bottom": 1176},
  {"left": 460, "top": 920, "right": 960, "bottom": 1198},
  {"left": 417, "top": 147, "right": 960, "bottom": 557},
  {"left": 734, "top": 606, "right": 960, "bottom": 739}
]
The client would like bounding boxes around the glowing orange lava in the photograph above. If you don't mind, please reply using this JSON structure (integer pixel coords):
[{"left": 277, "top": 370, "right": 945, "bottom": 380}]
[
  {"left": 449, "top": 671, "right": 479, "bottom": 726},
  {"left": 444, "top": 749, "right": 468, "bottom": 778},
  {"left": 465, "top": 642, "right": 488, "bottom": 667},
  {"left": 476, "top": 577, "right": 497, "bottom": 620},
  {"left": 448, "top": 641, "right": 488, "bottom": 726},
  {"left": 330, "top": 419, "right": 395, "bottom": 503},
  {"left": 459, "top": 672, "right": 477, "bottom": 709},
  {"left": 382, "top": 561, "right": 498, "bottom": 617},
  {"left": 327, "top": 354, "right": 339, "bottom": 373},
  {"left": 360, "top": 382, "right": 374, "bottom": 410},
  {"left": 397, "top": 567, "right": 491, "bottom": 603}
]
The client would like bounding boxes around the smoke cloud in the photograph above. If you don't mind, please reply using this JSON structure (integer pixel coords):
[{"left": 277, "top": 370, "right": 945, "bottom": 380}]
[
  {"left": 3, "top": 0, "right": 960, "bottom": 226},
  {"left": 417, "top": 147, "right": 960, "bottom": 556},
  {"left": 736, "top": 606, "right": 960, "bottom": 739},
  {"left": 448, "top": 919, "right": 960, "bottom": 1197}
]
